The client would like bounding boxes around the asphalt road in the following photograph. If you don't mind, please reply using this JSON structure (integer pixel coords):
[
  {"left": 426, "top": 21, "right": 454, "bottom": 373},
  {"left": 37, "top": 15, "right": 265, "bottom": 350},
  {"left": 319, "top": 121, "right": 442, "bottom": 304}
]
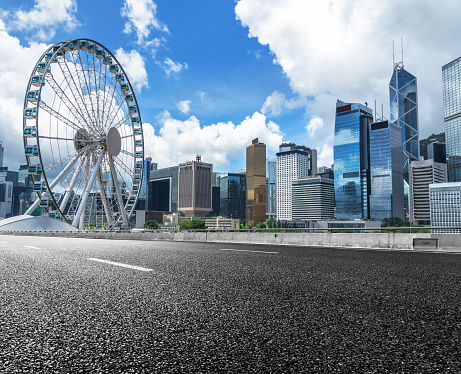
[{"left": 0, "top": 235, "right": 460, "bottom": 373}]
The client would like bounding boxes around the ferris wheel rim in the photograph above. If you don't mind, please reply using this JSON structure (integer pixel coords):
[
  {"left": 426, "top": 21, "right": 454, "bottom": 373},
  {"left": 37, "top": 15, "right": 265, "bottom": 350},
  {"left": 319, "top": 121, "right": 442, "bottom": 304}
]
[{"left": 22, "top": 38, "right": 145, "bottom": 229}]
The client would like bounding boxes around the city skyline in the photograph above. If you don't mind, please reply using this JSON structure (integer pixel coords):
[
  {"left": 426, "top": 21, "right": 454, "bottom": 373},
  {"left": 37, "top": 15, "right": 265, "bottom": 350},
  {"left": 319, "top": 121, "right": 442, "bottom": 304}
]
[{"left": 0, "top": 0, "right": 460, "bottom": 173}]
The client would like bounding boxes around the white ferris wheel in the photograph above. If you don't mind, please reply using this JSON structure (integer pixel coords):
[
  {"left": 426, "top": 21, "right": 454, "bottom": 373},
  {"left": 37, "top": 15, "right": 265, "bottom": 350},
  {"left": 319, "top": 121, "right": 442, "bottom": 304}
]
[{"left": 23, "top": 38, "right": 144, "bottom": 230}]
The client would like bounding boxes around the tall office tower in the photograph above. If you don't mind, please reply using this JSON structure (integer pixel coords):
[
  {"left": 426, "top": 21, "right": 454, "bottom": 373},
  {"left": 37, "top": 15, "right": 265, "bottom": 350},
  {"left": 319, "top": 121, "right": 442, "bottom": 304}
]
[
  {"left": 149, "top": 166, "right": 179, "bottom": 212},
  {"left": 427, "top": 142, "right": 446, "bottom": 164},
  {"left": 443, "top": 57, "right": 461, "bottom": 182},
  {"left": 292, "top": 176, "right": 335, "bottom": 221},
  {"left": 178, "top": 156, "right": 212, "bottom": 217},
  {"left": 369, "top": 120, "right": 404, "bottom": 221},
  {"left": 246, "top": 138, "right": 266, "bottom": 226},
  {"left": 334, "top": 101, "right": 373, "bottom": 220},
  {"left": 219, "top": 173, "right": 246, "bottom": 221},
  {"left": 390, "top": 59, "right": 420, "bottom": 182},
  {"left": 0, "top": 140, "right": 3, "bottom": 168},
  {"left": 409, "top": 159, "right": 447, "bottom": 225},
  {"left": 276, "top": 143, "right": 316, "bottom": 221},
  {"left": 136, "top": 157, "right": 152, "bottom": 211},
  {"left": 266, "top": 157, "right": 277, "bottom": 221},
  {"left": 430, "top": 182, "right": 461, "bottom": 233},
  {"left": 211, "top": 186, "right": 220, "bottom": 216}
]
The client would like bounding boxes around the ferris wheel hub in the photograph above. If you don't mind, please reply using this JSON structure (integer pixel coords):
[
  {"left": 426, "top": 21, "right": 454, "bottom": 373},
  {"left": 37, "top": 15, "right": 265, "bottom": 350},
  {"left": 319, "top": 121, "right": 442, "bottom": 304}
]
[{"left": 106, "top": 126, "right": 121, "bottom": 156}]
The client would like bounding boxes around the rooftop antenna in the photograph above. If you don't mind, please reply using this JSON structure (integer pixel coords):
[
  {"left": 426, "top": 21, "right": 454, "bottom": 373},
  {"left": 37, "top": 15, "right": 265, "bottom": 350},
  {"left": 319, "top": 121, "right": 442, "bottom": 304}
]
[
  {"left": 401, "top": 37, "right": 404, "bottom": 67},
  {"left": 374, "top": 100, "right": 377, "bottom": 122}
]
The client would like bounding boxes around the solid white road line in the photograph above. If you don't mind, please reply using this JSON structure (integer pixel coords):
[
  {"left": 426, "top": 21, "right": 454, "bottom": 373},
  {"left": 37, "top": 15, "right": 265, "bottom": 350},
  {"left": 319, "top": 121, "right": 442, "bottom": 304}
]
[
  {"left": 219, "top": 248, "right": 279, "bottom": 254},
  {"left": 24, "top": 245, "right": 41, "bottom": 249},
  {"left": 87, "top": 258, "right": 154, "bottom": 272}
]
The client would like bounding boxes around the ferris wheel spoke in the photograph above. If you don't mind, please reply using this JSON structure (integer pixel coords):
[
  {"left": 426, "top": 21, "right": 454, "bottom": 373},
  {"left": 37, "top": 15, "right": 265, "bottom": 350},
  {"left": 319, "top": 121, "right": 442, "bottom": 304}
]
[
  {"left": 43, "top": 144, "right": 94, "bottom": 173},
  {"left": 39, "top": 135, "right": 75, "bottom": 141},
  {"left": 112, "top": 112, "right": 132, "bottom": 130},
  {"left": 72, "top": 148, "right": 105, "bottom": 227},
  {"left": 39, "top": 101, "right": 82, "bottom": 133},
  {"left": 119, "top": 149, "right": 136, "bottom": 158},
  {"left": 95, "top": 169, "right": 112, "bottom": 226},
  {"left": 44, "top": 72, "right": 89, "bottom": 130},
  {"left": 108, "top": 154, "right": 129, "bottom": 228},
  {"left": 113, "top": 156, "right": 136, "bottom": 180},
  {"left": 59, "top": 156, "right": 85, "bottom": 213},
  {"left": 58, "top": 56, "right": 98, "bottom": 134},
  {"left": 104, "top": 90, "right": 126, "bottom": 131}
]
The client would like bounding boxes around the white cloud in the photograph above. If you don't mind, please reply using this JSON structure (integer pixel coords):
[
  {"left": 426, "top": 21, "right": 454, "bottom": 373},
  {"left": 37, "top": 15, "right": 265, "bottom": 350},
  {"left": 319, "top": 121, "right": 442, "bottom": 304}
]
[
  {"left": 176, "top": 100, "right": 191, "bottom": 114},
  {"left": 0, "top": 20, "right": 49, "bottom": 169},
  {"left": 195, "top": 90, "right": 213, "bottom": 106},
  {"left": 159, "top": 57, "right": 188, "bottom": 78},
  {"left": 261, "top": 91, "right": 307, "bottom": 117},
  {"left": 1, "top": 0, "right": 78, "bottom": 40},
  {"left": 142, "top": 111, "right": 284, "bottom": 169},
  {"left": 121, "top": 0, "right": 168, "bottom": 45},
  {"left": 236, "top": 0, "right": 461, "bottom": 165},
  {"left": 115, "top": 48, "right": 148, "bottom": 93},
  {"left": 306, "top": 116, "right": 324, "bottom": 137}
]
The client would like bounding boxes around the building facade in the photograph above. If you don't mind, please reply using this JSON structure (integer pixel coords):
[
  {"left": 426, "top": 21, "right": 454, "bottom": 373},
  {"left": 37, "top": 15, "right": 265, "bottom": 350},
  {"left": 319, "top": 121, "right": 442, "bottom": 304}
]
[
  {"left": 276, "top": 142, "right": 317, "bottom": 221},
  {"left": 266, "top": 157, "right": 277, "bottom": 221},
  {"left": 410, "top": 159, "right": 447, "bottom": 225},
  {"left": 178, "top": 157, "right": 212, "bottom": 217},
  {"left": 430, "top": 182, "right": 461, "bottom": 233},
  {"left": 205, "top": 217, "right": 240, "bottom": 230},
  {"left": 390, "top": 62, "right": 420, "bottom": 182},
  {"left": 369, "top": 120, "right": 404, "bottom": 221},
  {"left": 246, "top": 138, "right": 266, "bottom": 226},
  {"left": 442, "top": 57, "right": 461, "bottom": 182},
  {"left": 334, "top": 101, "right": 373, "bottom": 220},
  {"left": 292, "top": 176, "right": 335, "bottom": 221},
  {"left": 149, "top": 166, "right": 179, "bottom": 212},
  {"left": 219, "top": 173, "right": 246, "bottom": 221}
]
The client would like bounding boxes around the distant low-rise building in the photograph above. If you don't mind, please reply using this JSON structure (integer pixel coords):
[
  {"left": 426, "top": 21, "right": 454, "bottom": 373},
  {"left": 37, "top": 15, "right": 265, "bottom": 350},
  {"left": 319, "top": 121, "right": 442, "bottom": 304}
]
[
  {"left": 205, "top": 216, "right": 240, "bottom": 230},
  {"left": 162, "top": 212, "right": 180, "bottom": 230}
]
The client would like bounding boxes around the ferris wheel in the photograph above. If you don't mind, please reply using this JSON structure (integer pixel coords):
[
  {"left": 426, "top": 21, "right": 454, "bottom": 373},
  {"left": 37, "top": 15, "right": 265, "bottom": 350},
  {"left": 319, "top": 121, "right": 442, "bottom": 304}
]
[{"left": 23, "top": 38, "right": 144, "bottom": 230}]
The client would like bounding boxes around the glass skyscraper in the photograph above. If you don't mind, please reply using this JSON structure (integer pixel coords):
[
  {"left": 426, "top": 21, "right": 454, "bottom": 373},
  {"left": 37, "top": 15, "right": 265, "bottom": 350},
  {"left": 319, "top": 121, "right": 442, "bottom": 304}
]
[
  {"left": 369, "top": 120, "right": 404, "bottom": 221},
  {"left": 442, "top": 57, "right": 461, "bottom": 182},
  {"left": 334, "top": 101, "right": 373, "bottom": 220},
  {"left": 220, "top": 173, "right": 246, "bottom": 221},
  {"left": 389, "top": 63, "right": 419, "bottom": 182}
]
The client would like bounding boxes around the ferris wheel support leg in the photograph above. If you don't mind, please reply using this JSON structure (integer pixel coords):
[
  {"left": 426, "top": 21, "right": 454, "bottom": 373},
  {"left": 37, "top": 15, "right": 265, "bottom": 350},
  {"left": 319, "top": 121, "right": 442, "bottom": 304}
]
[
  {"left": 25, "top": 151, "right": 84, "bottom": 215},
  {"left": 108, "top": 154, "right": 129, "bottom": 229},
  {"left": 96, "top": 171, "right": 112, "bottom": 227},
  {"left": 59, "top": 156, "right": 85, "bottom": 213},
  {"left": 72, "top": 149, "right": 105, "bottom": 227}
]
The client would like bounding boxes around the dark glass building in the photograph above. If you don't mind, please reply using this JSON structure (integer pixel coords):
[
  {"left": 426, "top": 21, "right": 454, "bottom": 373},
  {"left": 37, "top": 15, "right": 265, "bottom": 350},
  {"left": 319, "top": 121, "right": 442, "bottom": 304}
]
[
  {"left": 369, "top": 120, "right": 404, "bottom": 220},
  {"left": 148, "top": 166, "right": 179, "bottom": 212},
  {"left": 389, "top": 63, "right": 419, "bottom": 182},
  {"left": 427, "top": 142, "right": 446, "bottom": 164},
  {"left": 220, "top": 173, "right": 246, "bottom": 221},
  {"left": 266, "top": 157, "right": 276, "bottom": 221},
  {"left": 333, "top": 101, "right": 373, "bottom": 220},
  {"left": 443, "top": 57, "right": 461, "bottom": 182}
]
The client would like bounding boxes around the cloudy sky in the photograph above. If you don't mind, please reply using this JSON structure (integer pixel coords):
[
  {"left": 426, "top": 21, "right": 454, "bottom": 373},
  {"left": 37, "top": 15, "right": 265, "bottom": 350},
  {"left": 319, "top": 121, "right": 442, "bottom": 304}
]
[{"left": 0, "top": 0, "right": 459, "bottom": 172}]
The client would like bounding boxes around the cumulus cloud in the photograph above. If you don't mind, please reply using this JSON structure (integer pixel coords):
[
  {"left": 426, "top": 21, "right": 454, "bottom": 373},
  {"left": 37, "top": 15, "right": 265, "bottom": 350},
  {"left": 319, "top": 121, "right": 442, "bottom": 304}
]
[
  {"left": 0, "top": 20, "right": 49, "bottom": 169},
  {"left": 1, "top": 0, "right": 78, "bottom": 40},
  {"left": 115, "top": 48, "right": 148, "bottom": 93},
  {"left": 121, "top": 0, "right": 168, "bottom": 45},
  {"left": 236, "top": 0, "right": 461, "bottom": 165},
  {"left": 306, "top": 116, "right": 324, "bottom": 137},
  {"left": 261, "top": 91, "right": 307, "bottom": 117},
  {"left": 158, "top": 57, "right": 188, "bottom": 78},
  {"left": 176, "top": 100, "right": 191, "bottom": 114},
  {"left": 142, "top": 111, "right": 284, "bottom": 169}
]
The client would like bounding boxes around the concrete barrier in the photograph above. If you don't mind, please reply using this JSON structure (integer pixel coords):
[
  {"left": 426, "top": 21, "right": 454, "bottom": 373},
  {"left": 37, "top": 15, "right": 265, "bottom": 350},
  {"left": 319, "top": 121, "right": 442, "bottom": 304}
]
[{"left": 1, "top": 230, "right": 459, "bottom": 251}]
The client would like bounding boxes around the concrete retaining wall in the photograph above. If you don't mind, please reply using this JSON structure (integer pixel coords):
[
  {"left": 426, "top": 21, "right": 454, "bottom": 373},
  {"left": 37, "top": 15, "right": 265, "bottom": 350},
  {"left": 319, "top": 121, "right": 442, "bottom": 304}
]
[{"left": 4, "top": 230, "right": 458, "bottom": 251}]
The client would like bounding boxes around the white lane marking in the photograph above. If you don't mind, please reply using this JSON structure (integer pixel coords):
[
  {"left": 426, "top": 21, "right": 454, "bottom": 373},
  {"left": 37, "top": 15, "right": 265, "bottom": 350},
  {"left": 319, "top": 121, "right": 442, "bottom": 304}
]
[
  {"left": 87, "top": 258, "right": 154, "bottom": 272},
  {"left": 24, "top": 245, "right": 41, "bottom": 249},
  {"left": 219, "top": 248, "right": 279, "bottom": 254}
]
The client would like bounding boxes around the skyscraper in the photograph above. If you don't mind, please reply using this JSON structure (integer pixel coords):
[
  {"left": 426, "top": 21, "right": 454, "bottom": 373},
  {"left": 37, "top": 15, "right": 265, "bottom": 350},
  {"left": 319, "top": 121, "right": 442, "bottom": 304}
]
[
  {"left": 292, "top": 176, "right": 335, "bottom": 221},
  {"left": 334, "top": 101, "right": 373, "bottom": 220},
  {"left": 266, "top": 157, "right": 277, "bottom": 221},
  {"left": 246, "top": 138, "right": 266, "bottom": 227},
  {"left": 442, "top": 57, "right": 461, "bottom": 182},
  {"left": 389, "top": 60, "right": 419, "bottom": 182},
  {"left": 220, "top": 173, "right": 246, "bottom": 221},
  {"left": 276, "top": 142, "right": 316, "bottom": 221},
  {"left": 369, "top": 120, "right": 404, "bottom": 221},
  {"left": 430, "top": 182, "right": 461, "bottom": 233},
  {"left": 178, "top": 156, "right": 212, "bottom": 217}
]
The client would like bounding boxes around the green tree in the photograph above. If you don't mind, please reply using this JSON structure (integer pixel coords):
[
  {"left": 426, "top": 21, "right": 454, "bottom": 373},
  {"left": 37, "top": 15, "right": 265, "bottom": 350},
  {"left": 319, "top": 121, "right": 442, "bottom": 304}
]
[
  {"left": 180, "top": 219, "right": 191, "bottom": 230},
  {"left": 266, "top": 219, "right": 275, "bottom": 228},
  {"left": 144, "top": 220, "right": 160, "bottom": 229},
  {"left": 240, "top": 223, "right": 250, "bottom": 229},
  {"left": 381, "top": 217, "right": 405, "bottom": 227},
  {"left": 190, "top": 219, "right": 206, "bottom": 230},
  {"left": 256, "top": 222, "right": 267, "bottom": 229}
]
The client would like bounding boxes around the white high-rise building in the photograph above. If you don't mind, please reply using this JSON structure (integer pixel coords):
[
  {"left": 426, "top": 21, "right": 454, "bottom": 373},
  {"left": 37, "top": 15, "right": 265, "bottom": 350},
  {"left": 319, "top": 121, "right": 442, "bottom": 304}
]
[
  {"left": 430, "top": 182, "right": 461, "bottom": 233},
  {"left": 276, "top": 143, "right": 316, "bottom": 221}
]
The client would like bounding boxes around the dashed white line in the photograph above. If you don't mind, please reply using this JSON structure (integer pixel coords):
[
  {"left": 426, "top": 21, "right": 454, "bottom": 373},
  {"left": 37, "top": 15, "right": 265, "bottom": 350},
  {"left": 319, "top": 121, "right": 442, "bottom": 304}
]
[
  {"left": 24, "top": 245, "right": 41, "bottom": 249},
  {"left": 219, "top": 248, "right": 279, "bottom": 254},
  {"left": 87, "top": 258, "right": 154, "bottom": 272}
]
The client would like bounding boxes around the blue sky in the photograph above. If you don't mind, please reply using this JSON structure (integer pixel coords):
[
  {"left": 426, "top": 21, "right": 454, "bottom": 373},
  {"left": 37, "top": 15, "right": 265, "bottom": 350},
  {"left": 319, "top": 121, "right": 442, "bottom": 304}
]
[{"left": 1, "top": 0, "right": 460, "bottom": 172}]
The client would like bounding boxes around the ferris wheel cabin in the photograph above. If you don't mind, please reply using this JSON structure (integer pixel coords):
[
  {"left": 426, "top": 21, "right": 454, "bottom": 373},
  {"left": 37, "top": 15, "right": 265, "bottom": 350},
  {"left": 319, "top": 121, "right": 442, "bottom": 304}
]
[
  {"left": 44, "top": 53, "right": 57, "bottom": 63},
  {"left": 25, "top": 145, "right": 39, "bottom": 156},
  {"left": 24, "top": 126, "right": 37, "bottom": 137},
  {"left": 24, "top": 108, "right": 37, "bottom": 119},
  {"left": 33, "top": 182, "right": 47, "bottom": 191},
  {"left": 31, "top": 75, "right": 45, "bottom": 87},
  {"left": 110, "top": 65, "right": 119, "bottom": 73},
  {"left": 28, "top": 164, "right": 42, "bottom": 175},
  {"left": 37, "top": 63, "right": 50, "bottom": 74},
  {"left": 125, "top": 94, "right": 133, "bottom": 102},
  {"left": 27, "top": 91, "right": 39, "bottom": 102}
]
